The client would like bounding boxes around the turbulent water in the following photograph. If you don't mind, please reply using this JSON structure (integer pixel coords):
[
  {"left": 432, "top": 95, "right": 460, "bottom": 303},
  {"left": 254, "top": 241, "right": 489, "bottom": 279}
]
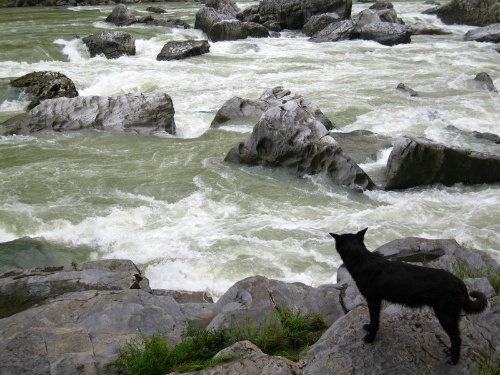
[{"left": 0, "top": 1, "right": 499, "bottom": 298}]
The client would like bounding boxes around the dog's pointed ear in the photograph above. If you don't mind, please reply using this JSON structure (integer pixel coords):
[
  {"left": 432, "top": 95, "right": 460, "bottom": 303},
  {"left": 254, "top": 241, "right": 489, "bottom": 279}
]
[
  {"left": 357, "top": 227, "right": 368, "bottom": 238},
  {"left": 329, "top": 232, "right": 339, "bottom": 240}
]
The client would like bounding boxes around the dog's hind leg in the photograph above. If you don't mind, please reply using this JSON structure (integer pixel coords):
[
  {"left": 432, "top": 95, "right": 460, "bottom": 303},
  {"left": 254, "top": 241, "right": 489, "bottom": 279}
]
[
  {"left": 363, "top": 298, "right": 382, "bottom": 343},
  {"left": 433, "top": 304, "right": 461, "bottom": 365}
]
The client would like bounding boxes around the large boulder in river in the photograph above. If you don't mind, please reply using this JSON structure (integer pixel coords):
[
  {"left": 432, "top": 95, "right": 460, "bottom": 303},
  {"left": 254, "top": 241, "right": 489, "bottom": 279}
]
[
  {"left": 157, "top": 40, "right": 210, "bottom": 61},
  {"left": 195, "top": 0, "right": 240, "bottom": 35},
  {"left": 105, "top": 4, "right": 137, "bottom": 26},
  {"left": 384, "top": 136, "right": 500, "bottom": 189},
  {"left": 358, "top": 22, "right": 412, "bottom": 46},
  {"left": 464, "top": 23, "right": 500, "bottom": 43},
  {"left": 82, "top": 30, "right": 136, "bottom": 59},
  {"left": 423, "top": 0, "right": 500, "bottom": 27},
  {"left": 224, "top": 100, "right": 375, "bottom": 191},
  {"left": 10, "top": 71, "right": 78, "bottom": 110},
  {"left": 208, "top": 20, "right": 270, "bottom": 41},
  {"left": 211, "top": 86, "right": 335, "bottom": 129},
  {"left": 258, "top": 0, "right": 352, "bottom": 30},
  {"left": 310, "top": 7, "right": 411, "bottom": 45},
  {"left": 1, "top": 92, "right": 176, "bottom": 136}
]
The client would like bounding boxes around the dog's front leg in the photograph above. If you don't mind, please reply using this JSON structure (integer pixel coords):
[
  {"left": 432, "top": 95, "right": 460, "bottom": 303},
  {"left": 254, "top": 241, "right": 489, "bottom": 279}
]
[{"left": 363, "top": 298, "right": 381, "bottom": 343}]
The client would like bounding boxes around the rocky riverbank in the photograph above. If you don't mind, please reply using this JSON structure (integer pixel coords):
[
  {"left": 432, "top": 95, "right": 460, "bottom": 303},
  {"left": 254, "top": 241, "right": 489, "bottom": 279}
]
[{"left": 1, "top": 236, "right": 498, "bottom": 374}]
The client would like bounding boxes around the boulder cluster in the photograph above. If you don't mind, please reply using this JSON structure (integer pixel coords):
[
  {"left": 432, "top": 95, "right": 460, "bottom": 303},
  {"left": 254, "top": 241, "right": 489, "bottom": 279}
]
[
  {"left": 1, "top": 0, "right": 499, "bottom": 189},
  {"left": 0, "top": 238, "right": 498, "bottom": 374}
]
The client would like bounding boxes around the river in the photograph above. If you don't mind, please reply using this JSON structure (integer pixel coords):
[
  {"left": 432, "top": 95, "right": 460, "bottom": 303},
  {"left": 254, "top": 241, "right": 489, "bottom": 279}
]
[{"left": 0, "top": 0, "right": 499, "bottom": 298}]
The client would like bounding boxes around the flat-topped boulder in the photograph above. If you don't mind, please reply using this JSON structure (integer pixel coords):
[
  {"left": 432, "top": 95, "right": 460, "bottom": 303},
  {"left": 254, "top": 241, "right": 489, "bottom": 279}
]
[
  {"left": 1, "top": 92, "right": 176, "bottom": 136},
  {"left": 385, "top": 136, "right": 500, "bottom": 189},
  {"left": 157, "top": 40, "right": 210, "bottom": 61}
]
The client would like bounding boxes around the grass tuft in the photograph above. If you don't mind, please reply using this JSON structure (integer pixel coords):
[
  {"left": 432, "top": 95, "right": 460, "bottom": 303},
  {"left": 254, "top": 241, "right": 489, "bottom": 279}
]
[{"left": 107, "top": 305, "right": 328, "bottom": 374}]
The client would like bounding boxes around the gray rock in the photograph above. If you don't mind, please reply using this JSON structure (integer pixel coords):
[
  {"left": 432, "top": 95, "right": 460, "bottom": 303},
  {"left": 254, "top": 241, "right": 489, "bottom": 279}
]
[
  {"left": 358, "top": 22, "right": 412, "bottom": 46},
  {"left": 411, "top": 22, "right": 453, "bottom": 35},
  {"left": 464, "top": 23, "right": 500, "bottom": 42},
  {"left": 105, "top": 4, "right": 137, "bottom": 26},
  {"left": 146, "top": 6, "right": 166, "bottom": 14},
  {"left": 446, "top": 125, "right": 500, "bottom": 144},
  {"left": 302, "top": 12, "right": 341, "bottom": 36},
  {"left": 0, "top": 289, "right": 188, "bottom": 375},
  {"left": 175, "top": 341, "right": 301, "bottom": 375},
  {"left": 211, "top": 86, "right": 334, "bottom": 129},
  {"left": 385, "top": 136, "right": 500, "bottom": 189},
  {"left": 151, "top": 289, "right": 214, "bottom": 304},
  {"left": 1, "top": 92, "right": 176, "bottom": 136},
  {"left": 157, "top": 40, "right": 210, "bottom": 61},
  {"left": 10, "top": 71, "right": 78, "bottom": 110},
  {"left": 396, "top": 82, "right": 419, "bottom": 97},
  {"left": 194, "top": 0, "right": 240, "bottom": 35},
  {"left": 310, "top": 8, "right": 410, "bottom": 45},
  {"left": 236, "top": 4, "right": 260, "bottom": 23},
  {"left": 310, "top": 19, "right": 357, "bottom": 43},
  {"left": 424, "top": 0, "right": 500, "bottom": 27},
  {"left": 471, "top": 72, "right": 498, "bottom": 93},
  {"left": 207, "top": 275, "right": 345, "bottom": 330},
  {"left": 82, "top": 30, "right": 136, "bottom": 59},
  {"left": 302, "top": 298, "right": 498, "bottom": 374},
  {"left": 208, "top": 20, "right": 270, "bottom": 42},
  {"left": 258, "top": 0, "right": 352, "bottom": 30},
  {"left": 224, "top": 100, "right": 375, "bottom": 190}
]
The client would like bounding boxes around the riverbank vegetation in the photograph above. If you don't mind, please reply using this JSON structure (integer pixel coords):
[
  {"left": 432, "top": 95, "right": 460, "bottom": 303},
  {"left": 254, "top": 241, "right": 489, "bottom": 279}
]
[{"left": 107, "top": 305, "right": 328, "bottom": 375}]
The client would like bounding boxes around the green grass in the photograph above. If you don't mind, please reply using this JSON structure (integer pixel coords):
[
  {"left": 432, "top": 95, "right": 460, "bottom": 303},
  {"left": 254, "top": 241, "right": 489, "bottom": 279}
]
[
  {"left": 451, "top": 260, "right": 500, "bottom": 293},
  {"left": 474, "top": 351, "right": 499, "bottom": 375},
  {"left": 107, "top": 306, "right": 328, "bottom": 375}
]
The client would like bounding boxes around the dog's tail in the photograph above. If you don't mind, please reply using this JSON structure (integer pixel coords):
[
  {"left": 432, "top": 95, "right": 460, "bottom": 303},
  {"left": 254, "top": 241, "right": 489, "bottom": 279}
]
[{"left": 463, "top": 291, "right": 488, "bottom": 314}]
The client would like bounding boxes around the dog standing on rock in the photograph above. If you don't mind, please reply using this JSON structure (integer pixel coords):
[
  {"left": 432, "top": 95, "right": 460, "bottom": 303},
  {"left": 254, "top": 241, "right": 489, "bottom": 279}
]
[{"left": 329, "top": 228, "right": 488, "bottom": 364}]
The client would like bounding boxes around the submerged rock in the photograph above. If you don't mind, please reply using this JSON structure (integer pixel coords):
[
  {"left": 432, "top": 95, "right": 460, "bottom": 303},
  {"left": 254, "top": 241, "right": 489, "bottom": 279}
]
[
  {"left": 446, "top": 125, "right": 500, "bottom": 144},
  {"left": 396, "top": 82, "right": 419, "bottom": 97},
  {"left": 82, "top": 30, "right": 136, "bottom": 59},
  {"left": 471, "top": 72, "right": 498, "bottom": 93},
  {"left": 10, "top": 71, "right": 78, "bottom": 110},
  {"left": 385, "top": 136, "right": 500, "bottom": 189},
  {"left": 1, "top": 92, "right": 176, "bottom": 136},
  {"left": 224, "top": 100, "right": 375, "bottom": 191},
  {"left": 464, "top": 23, "right": 500, "bottom": 43}
]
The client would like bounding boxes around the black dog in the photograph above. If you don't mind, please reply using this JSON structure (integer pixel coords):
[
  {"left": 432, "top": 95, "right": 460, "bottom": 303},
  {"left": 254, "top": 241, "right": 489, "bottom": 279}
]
[{"left": 329, "top": 228, "right": 488, "bottom": 364}]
